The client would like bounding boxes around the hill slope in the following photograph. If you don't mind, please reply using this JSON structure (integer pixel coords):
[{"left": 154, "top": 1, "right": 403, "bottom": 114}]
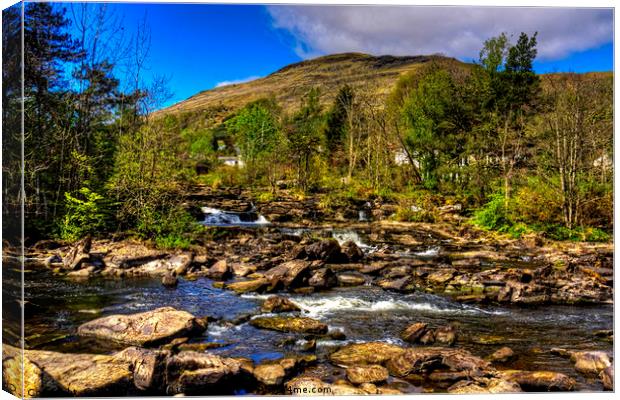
[{"left": 159, "top": 53, "right": 464, "bottom": 118}]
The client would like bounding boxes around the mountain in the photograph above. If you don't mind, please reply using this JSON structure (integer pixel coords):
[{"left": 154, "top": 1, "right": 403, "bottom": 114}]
[{"left": 158, "top": 52, "right": 464, "bottom": 119}]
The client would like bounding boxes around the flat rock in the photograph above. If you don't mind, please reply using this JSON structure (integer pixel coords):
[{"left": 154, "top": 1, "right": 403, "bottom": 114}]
[
  {"left": 249, "top": 316, "right": 328, "bottom": 334},
  {"left": 499, "top": 370, "right": 575, "bottom": 391},
  {"left": 226, "top": 278, "right": 269, "bottom": 294},
  {"left": 336, "top": 272, "right": 367, "bottom": 286},
  {"left": 329, "top": 342, "right": 405, "bottom": 366},
  {"left": 77, "top": 307, "right": 206, "bottom": 346},
  {"left": 345, "top": 364, "right": 389, "bottom": 384}
]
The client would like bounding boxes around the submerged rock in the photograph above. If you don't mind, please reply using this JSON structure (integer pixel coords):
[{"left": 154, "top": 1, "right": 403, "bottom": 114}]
[
  {"left": 261, "top": 296, "right": 301, "bottom": 313},
  {"left": 329, "top": 342, "right": 405, "bottom": 366},
  {"left": 345, "top": 364, "right": 389, "bottom": 384},
  {"left": 250, "top": 316, "right": 328, "bottom": 334},
  {"left": 77, "top": 307, "right": 206, "bottom": 346},
  {"left": 499, "top": 370, "right": 575, "bottom": 391}
]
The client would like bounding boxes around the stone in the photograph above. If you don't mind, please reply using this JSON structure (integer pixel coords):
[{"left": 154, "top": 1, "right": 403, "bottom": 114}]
[
  {"left": 341, "top": 240, "right": 364, "bottom": 262},
  {"left": 225, "top": 278, "right": 269, "bottom": 294},
  {"left": 162, "top": 272, "right": 178, "bottom": 288},
  {"left": 386, "top": 347, "right": 488, "bottom": 378},
  {"left": 330, "top": 382, "right": 366, "bottom": 395},
  {"left": 308, "top": 268, "right": 337, "bottom": 289},
  {"left": 427, "top": 268, "right": 456, "bottom": 285},
  {"left": 114, "top": 347, "right": 169, "bottom": 392},
  {"left": 488, "top": 347, "right": 515, "bottom": 363},
  {"left": 434, "top": 325, "right": 457, "bottom": 346},
  {"left": 303, "top": 239, "right": 344, "bottom": 263},
  {"left": 345, "top": 364, "right": 389, "bottom": 384},
  {"left": 249, "top": 316, "right": 328, "bottom": 334},
  {"left": 260, "top": 296, "right": 301, "bottom": 313},
  {"left": 499, "top": 370, "right": 575, "bottom": 391},
  {"left": 570, "top": 351, "right": 611, "bottom": 376},
  {"left": 3, "top": 345, "right": 132, "bottom": 397},
  {"left": 253, "top": 364, "right": 286, "bottom": 386},
  {"left": 375, "top": 276, "right": 413, "bottom": 292},
  {"left": 63, "top": 236, "right": 91, "bottom": 270},
  {"left": 77, "top": 307, "right": 206, "bottom": 346},
  {"left": 165, "top": 351, "right": 243, "bottom": 395},
  {"left": 264, "top": 260, "right": 311, "bottom": 288},
  {"left": 207, "top": 260, "right": 230, "bottom": 280},
  {"left": 284, "top": 376, "right": 332, "bottom": 396},
  {"left": 418, "top": 330, "right": 435, "bottom": 345},
  {"left": 600, "top": 363, "right": 613, "bottom": 390},
  {"left": 448, "top": 377, "right": 522, "bottom": 394},
  {"left": 401, "top": 322, "right": 428, "bottom": 343},
  {"left": 231, "top": 263, "right": 256, "bottom": 277},
  {"left": 336, "top": 272, "right": 367, "bottom": 286},
  {"left": 359, "top": 383, "right": 378, "bottom": 394},
  {"left": 329, "top": 342, "right": 405, "bottom": 366},
  {"left": 170, "top": 253, "right": 193, "bottom": 276}
]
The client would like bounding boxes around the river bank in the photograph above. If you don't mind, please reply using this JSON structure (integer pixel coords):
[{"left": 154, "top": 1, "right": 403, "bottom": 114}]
[{"left": 2, "top": 187, "right": 614, "bottom": 396}]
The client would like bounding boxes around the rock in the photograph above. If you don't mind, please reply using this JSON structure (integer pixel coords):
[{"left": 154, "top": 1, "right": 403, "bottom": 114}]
[
  {"left": 264, "top": 260, "right": 311, "bottom": 289},
  {"left": 488, "top": 347, "right": 515, "bottom": 364},
  {"left": 284, "top": 376, "right": 332, "bottom": 396},
  {"left": 261, "top": 296, "right": 301, "bottom": 313},
  {"left": 114, "top": 347, "right": 169, "bottom": 392},
  {"left": 308, "top": 268, "right": 337, "bottom": 289},
  {"left": 600, "top": 363, "right": 613, "bottom": 390},
  {"left": 434, "top": 325, "right": 457, "bottom": 346},
  {"left": 207, "top": 260, "right": 230, "bottom": 280},
  {"left": 303, "top": 239, "right": 344, "bottom": 263},
  {"left": 330, "top": 382, "right": 367, "bottom": 395},
  {"left": 162, "top": 272, "right": 178, "bottom": 288},
  {"left": 448, "top": 377, "right": 521, "bottom": 393},
  {"left": 63, "top": 236, "right": 91, "bottom": 270},
  {"left": 231, "top": 263, "right": 256, "bottom": 277},
  {"left": 418, "top": 330, "right": 435, "bottom": 345},
  {"left": 225, "top": 278, "right": 269, "bottom": 294},
  {"left": 401, "top": 322, "right": 428, "bottom": 343},
  {"left": 386, "top": 347, "right": 488, "bottom": 377},
  {"left": 329, "top": 342, "right": 405, "bottom": 366},
  {"left": 375, "top": 276, "right": 413, "bottom": 292},
  {"left": 336, "top": 272, "right": 367, "bottom": 286},
  {"left": 359, "top": 382, "right": 378, "bottom": 394},
  {"left": 67, "top": 265, "right": 97, "bottom": 278},
  {"left": 253, "top": 364, "right": 286, "bottom": 386},
  {"left": 249, "top": 316, "right": 328, "bottom": 334},
  {"left": 427, "top": 268, "right": 456, "bottom": 285},
  {"left": 341, "top": 241, "right": 364, "bottom": 262},
  {"left": 77, "top": 307, "right": 206, "bottom": 346},
  {"left": 165, "top": 351, "right": 243, "bottom": 395},
  {"left": 169, "top": 253, "right": 193, "bottom": 276},
  {"left": 345, "top": 365, "right": 389, "bottom": 384},
  {"left": 570, "top": 351, "right": 611, "bottom": 376},
  {"left": 499, "top": 370, "right": 575, "bottom": 391},
  {"left": 3, "top": 344, "right": 132, "bottom": 397}
]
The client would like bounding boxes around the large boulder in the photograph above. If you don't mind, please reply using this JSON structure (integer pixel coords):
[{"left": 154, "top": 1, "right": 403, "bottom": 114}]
[
  {"left": 499, "top": 370, "right": 575, "bottom": 391},
  {"left": 164, "top": 351, "right": 243, "bottom": 395},
  {"left": 261, "top": 296, "right": 301, "bottom": 313},
  {"left": 570, "top": 351, "right": 611, "bottom": 376},
  {"left": 3, "top": 345, "right": 132, "bottom": 397},
  {"left": 249, "top": 316, "right": 328, "bottom": 334},
  {"left": 329, "top": 342, "right": 405, "bottom": 366},
  {"left": 264, "top": 260, "right": 311, "bottom": 288},
  {"left": 345, "top": 365, "right": 389, "bottom": 384},
  {"left": 77, "top": 307, "right": 207, "bottom": 346}
]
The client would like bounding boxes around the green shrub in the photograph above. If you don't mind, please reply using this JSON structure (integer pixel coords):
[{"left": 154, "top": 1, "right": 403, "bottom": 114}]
[
  {"left": 472, "top": 192, "right": 511, "bottom": 231},
  {"left": 59, "top": 187, "right": 113, "bottom": 241},
  {"left": 135, "top": 206, "right": 198, "bottom": 249},
  {"left": 392, "top": 206, "right": 436, "bottom": 223}
]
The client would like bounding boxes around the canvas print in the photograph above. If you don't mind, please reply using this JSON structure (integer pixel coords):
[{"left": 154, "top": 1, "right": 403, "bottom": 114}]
[{"left": 1, "top": 1, "right": 614, "bottom": 397}]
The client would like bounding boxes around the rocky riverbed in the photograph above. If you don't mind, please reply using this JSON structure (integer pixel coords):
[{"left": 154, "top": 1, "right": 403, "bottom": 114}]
[{"left": 2, "top": 188, "right": 614, "bottom": 396}]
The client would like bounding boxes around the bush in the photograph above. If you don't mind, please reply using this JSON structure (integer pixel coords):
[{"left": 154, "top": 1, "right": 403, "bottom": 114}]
[
  {"left": 59, "top": 187, "right": 114, "bottom": 241},
  {"left": 472, "top": 192, "right": 511, "bottom": 231},
  {"left": 392, "top": 206, "right": 436, "bottom": 223},
  {"left": 135, "top": 206, "right": 198, "bottom": 249}
]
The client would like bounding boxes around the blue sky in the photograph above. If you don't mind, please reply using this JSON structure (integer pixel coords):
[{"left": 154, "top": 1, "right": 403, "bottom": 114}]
[{"left": 59, "top": 3, "right": 613, "bottom": 108}]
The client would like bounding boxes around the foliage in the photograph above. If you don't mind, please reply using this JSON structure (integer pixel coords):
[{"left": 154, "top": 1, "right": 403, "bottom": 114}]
[{"left": 59, "top": 187, "right": 114, "bottom": 241}]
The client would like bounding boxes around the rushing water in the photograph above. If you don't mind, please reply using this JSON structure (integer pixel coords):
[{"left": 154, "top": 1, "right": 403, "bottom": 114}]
[
  {"left": 200, "top": 207, "right": 270, "bottom": 227},
  {"left": 23, "top": 265, "right": 612, "bottom": 391}
]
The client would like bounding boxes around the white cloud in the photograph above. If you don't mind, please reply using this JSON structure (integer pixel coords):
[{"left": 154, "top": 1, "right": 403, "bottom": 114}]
[
  {"left": 215, "top": 76, "right": 261, "bottom": 88},
  {"left": 267, "top": 6, "right": 613, "bottom": 61}
]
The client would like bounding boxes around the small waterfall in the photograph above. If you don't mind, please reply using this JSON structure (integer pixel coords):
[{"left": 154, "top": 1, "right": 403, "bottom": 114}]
[
  {"left": 331, "top": 230, "right": 377, "bottom": 253},
  {"left": 200, "top": 206, "right": 270, "bottom": 227}
]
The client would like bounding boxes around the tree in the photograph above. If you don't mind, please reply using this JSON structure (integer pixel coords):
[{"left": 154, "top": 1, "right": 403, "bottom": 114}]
[
  {"left": 226, "top": 98, "right": 284, "bottom": 189},
  {"left": 286, "top": 88, "right": 325, "bottom": 191},
  {"left": 325, "top": 85, "right": 354, "bottom": 166}
]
